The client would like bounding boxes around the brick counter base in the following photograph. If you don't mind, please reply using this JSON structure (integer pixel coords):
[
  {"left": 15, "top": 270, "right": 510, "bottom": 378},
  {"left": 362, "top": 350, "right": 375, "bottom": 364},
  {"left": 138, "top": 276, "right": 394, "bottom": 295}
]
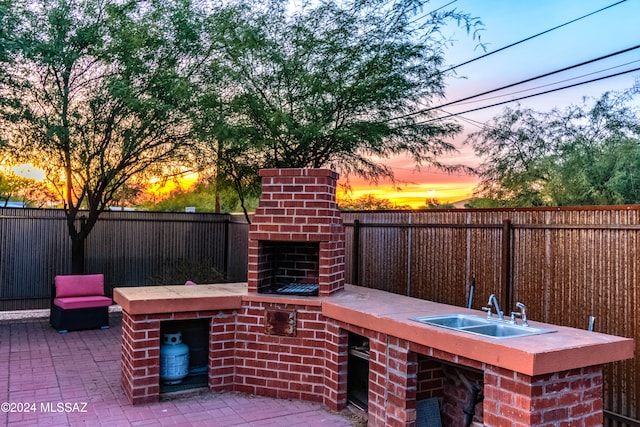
[
  {"left": 120, "top": 310, "right": 236, "bottom": 405},
  {"left": 120, "top": 301, "right": 347, "bottom": 410},
  {"left": 331, "top": 320, "right": 604, "bottom": 427},
  {"left": 483, "top": 365, "right": 603, "bottom": 426},
  {"left": 232, "top": 300, "right": 347, "bottom": 410},
  {"left": 121, "top": 308, "right": 605, "bottom": 426}
]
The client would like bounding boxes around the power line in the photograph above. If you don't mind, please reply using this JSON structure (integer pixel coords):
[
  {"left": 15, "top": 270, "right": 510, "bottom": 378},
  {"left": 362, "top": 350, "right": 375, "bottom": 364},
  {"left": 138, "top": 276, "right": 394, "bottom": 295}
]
[
  {"left": 413, "top": 66, "right": 640, "bottom": 125},
  {"left": 409, "top": 0, "right": 457, "bottom": 25},
  {"left": 434, "top": 45, "right": 640, "bottom": 111},
  {"left": 440, "top": 0, "right": 628, "bottom": 75},
  {"left": 382, "top": 0, "right": 631, "bottom": 124},
  {"left": 390, "top": 44, "right": 640, "bottom": 121},
  {"left": 453, "top": 59, "right": 640, "bottom": 107},
  {"left": 446, "top": 110, "right": 486, "bottom": 129},
  {"left": 414, "top": 99, "right": 486, "bottom": 129}
]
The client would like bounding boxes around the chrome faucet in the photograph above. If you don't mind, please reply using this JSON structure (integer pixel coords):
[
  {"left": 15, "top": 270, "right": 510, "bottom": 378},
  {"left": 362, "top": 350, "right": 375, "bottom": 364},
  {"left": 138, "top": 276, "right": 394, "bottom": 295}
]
[
  {"left": 511, "top": 302, "right": 529, "bottom": 326},
  {"left": 482, "top": 294, "right": 504, "bottom": 320}
]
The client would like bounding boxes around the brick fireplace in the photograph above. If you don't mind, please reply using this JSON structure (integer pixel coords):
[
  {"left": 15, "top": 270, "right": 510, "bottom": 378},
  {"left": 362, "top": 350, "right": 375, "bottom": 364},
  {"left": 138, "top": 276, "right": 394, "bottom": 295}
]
[{"left": 247, "top": 168, "right": 345, "bottom": 296}]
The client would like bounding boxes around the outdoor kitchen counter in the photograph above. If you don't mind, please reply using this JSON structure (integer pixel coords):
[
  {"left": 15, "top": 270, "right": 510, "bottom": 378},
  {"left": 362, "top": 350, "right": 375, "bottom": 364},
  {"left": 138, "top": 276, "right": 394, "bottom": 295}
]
[
  {"left": 323, "top": 284, "right": 635, "bottom": 376},
  {"left": 113, "top": 282, "right": 634, "bottom": 377}
]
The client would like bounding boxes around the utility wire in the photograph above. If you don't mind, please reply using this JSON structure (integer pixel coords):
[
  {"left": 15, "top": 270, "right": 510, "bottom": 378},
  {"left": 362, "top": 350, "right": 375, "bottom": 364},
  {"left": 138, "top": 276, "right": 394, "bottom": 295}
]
[
  {"left": 409, "top": 0, "right": 457, "bottom": 24},
  {"left": 447, "top": 110, "right": 486, "bottom": 129},
  {"left": 390, "top": 44, "right": 640, "bottom": 121},
  {"left": 412, "top": 65, "right": 640, "bottom": 125},
  {"left": 440, "top": 0, "right": 628, "bottom": 75},
  {"left": 436, "top": 45, "right": 640, "bottom": 110},
  {"left": 414, "top": 99, "right": 487, "bottom": 129},
  {"left": 453, "top": 59, "right": 640, "bottom": 107},
  {"left": 386, "top": 0, "right": 630, "bottom": 123}
]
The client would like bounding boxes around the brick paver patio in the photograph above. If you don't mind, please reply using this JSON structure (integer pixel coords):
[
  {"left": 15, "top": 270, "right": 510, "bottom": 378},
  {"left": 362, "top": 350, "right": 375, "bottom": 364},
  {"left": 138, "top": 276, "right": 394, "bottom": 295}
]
[{"left": 0, "top": 314, "right": 359, "bottom": 426}]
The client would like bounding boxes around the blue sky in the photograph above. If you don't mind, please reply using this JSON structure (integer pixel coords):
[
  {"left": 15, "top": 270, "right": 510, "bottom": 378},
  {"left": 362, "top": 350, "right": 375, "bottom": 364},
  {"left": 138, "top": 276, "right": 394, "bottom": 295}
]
[
  {"left": 350, "top": 0, "right": 640, "bottom": 205},
  {"left": 440, "top": 0, "right": 639, "bottom": 117}
]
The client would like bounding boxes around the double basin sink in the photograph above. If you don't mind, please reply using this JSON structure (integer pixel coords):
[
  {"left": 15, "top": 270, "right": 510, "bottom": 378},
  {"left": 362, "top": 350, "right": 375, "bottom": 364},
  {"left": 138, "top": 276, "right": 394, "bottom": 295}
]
[{"left": 411, "top": 314, "right": 556, "bottom": 339}]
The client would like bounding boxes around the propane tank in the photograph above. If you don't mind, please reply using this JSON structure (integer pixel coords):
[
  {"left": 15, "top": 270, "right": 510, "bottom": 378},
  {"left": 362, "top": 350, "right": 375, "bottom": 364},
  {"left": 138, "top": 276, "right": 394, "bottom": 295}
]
[{"left": 160, "top": 332, "right": 189, "bottom": 384}]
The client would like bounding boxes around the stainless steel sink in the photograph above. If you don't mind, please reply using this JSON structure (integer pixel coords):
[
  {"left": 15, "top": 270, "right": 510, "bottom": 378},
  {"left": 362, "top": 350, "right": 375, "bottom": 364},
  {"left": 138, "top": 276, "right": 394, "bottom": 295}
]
[
  {"left": 411, "top": 314, "right": 556, "bottom": 339},
  {"left": 412, "top": 314, "right": 489, "bottom": 329}
]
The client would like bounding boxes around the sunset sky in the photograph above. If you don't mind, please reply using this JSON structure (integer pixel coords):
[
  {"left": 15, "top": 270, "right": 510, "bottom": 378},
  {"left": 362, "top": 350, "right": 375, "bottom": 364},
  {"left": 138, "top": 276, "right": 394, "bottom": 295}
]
[{"left": 344, "top": 0, "right": 640, "bottom": 208}]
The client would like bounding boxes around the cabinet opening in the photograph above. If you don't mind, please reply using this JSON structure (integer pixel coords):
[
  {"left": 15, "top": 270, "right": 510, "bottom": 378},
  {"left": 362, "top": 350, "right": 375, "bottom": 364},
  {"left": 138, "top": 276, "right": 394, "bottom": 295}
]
[
  {"left": 347, "top": 332, "right": 369, "bottom": 411},
  {"left": 159, "top": 318, "right": 210, "bottom": 394}
]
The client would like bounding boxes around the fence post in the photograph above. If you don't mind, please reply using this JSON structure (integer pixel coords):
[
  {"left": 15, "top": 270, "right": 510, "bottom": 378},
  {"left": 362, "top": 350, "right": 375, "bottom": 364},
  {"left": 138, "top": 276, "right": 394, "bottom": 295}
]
[
  {"left": 406, "top": 215, "right": 412, "bottom": 297},
  {"left": 352, "top": 219, "right": 360, "bottom": 286},
  {"left": 501, "top": 219, "right": 513, "bottom": 309},
  {"left": 223, "top": 218, "right": 230, "bottom": 277}
]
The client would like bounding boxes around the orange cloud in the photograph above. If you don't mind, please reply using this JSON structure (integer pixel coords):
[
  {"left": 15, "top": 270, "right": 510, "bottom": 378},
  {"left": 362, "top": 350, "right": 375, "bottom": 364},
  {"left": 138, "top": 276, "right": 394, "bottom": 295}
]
[
  {"left": 146, "top": 172, "right": 199, "bottom": 197},
  {"left": 338, "top": 167, "right": 479, "bottom": 209}
]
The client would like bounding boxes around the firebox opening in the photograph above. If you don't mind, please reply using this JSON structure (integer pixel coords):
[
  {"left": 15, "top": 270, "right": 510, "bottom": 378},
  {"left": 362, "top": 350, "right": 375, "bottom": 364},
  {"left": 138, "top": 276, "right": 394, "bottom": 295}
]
[{"left": 257, "top": 241, "right": 320, "bottom": 296}]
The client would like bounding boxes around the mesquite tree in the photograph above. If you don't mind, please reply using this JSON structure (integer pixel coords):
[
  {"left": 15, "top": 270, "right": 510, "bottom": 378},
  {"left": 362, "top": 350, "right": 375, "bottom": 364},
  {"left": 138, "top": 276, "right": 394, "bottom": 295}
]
[
  {"left": 0, "top": 0, "right": 202, "bottom": 273},
  {"left": 193, "top": 0, "right": 483, "bottom": 219},
  {"left": 466, "top": 89, "right": 640, "bottom": 207}
]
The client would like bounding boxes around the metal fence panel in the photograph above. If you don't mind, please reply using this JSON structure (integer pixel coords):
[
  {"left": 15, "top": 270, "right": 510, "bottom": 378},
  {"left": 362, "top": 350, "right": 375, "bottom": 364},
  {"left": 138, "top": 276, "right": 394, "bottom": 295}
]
[
  {"left": 0, "top": 208, "right": 249, "bottom": 309},
  {"left": 0, "top": 209, "right": 69, "bottom": 309}
]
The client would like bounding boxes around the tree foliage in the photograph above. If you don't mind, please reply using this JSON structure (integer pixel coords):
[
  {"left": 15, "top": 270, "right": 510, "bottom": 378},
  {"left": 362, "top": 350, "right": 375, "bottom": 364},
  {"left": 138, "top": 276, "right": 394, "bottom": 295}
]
[
  {"left": 0, "top": 170, "right": 58, "bottom": 207},
  {"left": 338, "top": 193, "right": 410, "bottom": 210},
  {"left": 420, "top": 197, "right": 455, "bottom": 209},
  {"left": 141, "top": 180, "right": 259, "bottom": 214},
  {"left": 194, "top": 0, "right": 482, "bottom": 215},
  {"left": 0, "top": 0, "right": 202, "bottom": 272},
  {"left": 466, "top": 89, "right": 640, "bottom": 207}
]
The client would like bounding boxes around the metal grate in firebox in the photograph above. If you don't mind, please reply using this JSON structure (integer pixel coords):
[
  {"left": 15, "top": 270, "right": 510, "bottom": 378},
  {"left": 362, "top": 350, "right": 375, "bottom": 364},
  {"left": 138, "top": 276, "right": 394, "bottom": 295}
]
[{"left": 276, "top": 283, "right": 319, "bottom": 296}]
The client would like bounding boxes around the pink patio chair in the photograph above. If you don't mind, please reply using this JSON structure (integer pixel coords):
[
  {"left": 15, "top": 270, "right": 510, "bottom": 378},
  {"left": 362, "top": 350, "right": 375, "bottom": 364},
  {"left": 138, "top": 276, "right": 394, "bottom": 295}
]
[{"left": 50, "top": 274, "right": 112, "bottom": 333}]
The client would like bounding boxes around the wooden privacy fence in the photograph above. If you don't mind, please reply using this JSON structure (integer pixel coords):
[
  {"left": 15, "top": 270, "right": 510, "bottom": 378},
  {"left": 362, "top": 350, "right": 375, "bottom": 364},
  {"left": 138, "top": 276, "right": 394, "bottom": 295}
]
[
  {"left": 0, "top": 208, "right": 249, "bottom": 310},
  {"left": 343, "top": 206, "right": 640, "bottom": 426}
]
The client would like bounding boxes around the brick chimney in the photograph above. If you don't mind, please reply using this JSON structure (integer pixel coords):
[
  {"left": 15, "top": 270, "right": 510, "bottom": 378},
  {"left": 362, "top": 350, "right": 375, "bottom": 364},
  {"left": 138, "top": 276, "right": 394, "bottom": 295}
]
[{"left": 247, "top": 169, "right": 345, "bottom": 296}]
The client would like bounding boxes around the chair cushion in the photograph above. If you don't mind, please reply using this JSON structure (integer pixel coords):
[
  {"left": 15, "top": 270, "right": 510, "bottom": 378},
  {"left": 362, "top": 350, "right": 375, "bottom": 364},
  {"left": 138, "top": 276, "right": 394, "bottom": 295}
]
[
  {"left": 54, "top": 296, "right": 112, "bottom": 310},
  {"left": 55, "top": 274, "right": 105, "bottom": 297}
]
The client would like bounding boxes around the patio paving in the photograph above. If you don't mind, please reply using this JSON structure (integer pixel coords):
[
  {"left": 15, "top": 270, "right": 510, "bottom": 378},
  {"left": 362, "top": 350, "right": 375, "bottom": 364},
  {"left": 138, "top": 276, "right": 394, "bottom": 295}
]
[{"left": 0, "top": 313, "right": 361, "bottom": 427}]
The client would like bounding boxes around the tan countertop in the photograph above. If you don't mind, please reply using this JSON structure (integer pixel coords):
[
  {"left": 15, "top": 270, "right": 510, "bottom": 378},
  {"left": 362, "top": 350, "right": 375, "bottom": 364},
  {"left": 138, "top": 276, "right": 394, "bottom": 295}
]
[
  {"left": 113, "top": 282, "right": 634, "bottom": 376},
  {"left": 324, "top": 285, "right": 635, "bottom": 376},
  {"left": 113, "top": 283, "right": 247, "bottom": 315}
]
